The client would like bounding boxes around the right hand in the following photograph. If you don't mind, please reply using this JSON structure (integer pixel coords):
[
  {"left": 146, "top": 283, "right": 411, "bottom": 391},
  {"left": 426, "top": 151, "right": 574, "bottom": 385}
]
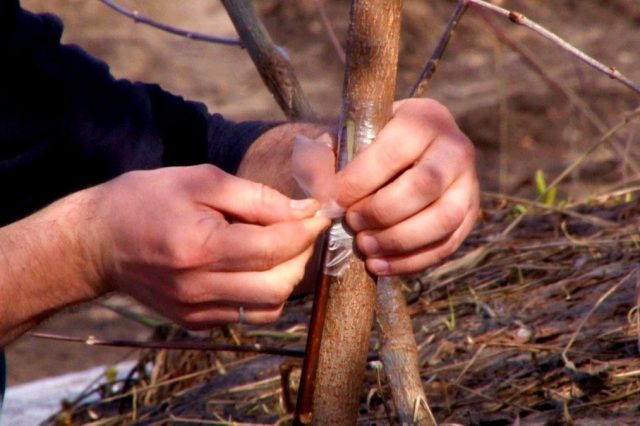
[{"left": 92, "top": 164, "right": 329, "bottom": 328}]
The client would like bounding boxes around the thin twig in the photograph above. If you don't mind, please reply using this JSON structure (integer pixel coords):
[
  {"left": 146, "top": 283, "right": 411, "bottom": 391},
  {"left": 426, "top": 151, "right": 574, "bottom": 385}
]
[
  {"left": 312, "top": 0, "right": 346, "bottom": 65},
  {"left": 478, "top": 11, "right": 640, "bottom": 177},
  {"left": 410, "top": 0, "right": 469, "bottom": 97},
  {"left": 98, "top": 0, "right": 241, "bottom": 46},
  {"left": 29, "top": 332, "right": 305, "bottom": 358},
  {"left": 467, "top": 0, "right": 640, "bottom": 95}
]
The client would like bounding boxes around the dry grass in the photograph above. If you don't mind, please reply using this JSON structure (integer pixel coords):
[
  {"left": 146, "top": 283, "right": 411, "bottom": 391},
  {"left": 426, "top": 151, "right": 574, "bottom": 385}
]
[{"left": 43, "top": 192, "right": 640, "bottom": 425}]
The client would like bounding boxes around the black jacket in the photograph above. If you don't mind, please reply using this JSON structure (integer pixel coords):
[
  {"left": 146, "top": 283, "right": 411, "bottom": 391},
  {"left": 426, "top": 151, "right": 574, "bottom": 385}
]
[{"left": 0, "top": 0, "right": 274, "bottom": 226}]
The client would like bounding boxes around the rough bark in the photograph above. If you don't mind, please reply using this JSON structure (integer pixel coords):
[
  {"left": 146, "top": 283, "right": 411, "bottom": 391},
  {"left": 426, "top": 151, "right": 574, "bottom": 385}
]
[{"left": 310, "top": 2, "right": 403, "bottom": 424}]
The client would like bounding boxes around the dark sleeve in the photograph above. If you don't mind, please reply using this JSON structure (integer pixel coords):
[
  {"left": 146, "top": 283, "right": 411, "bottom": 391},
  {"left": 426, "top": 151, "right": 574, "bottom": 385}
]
[{"left": 0, "top": 1, "right": 276, "bottom": 225}]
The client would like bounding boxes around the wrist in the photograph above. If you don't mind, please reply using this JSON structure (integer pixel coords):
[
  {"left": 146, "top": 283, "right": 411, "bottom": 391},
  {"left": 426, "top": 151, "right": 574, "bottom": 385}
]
[
  {"left": 0, "top": 186, "right": 110, "bottom": 344},
  {"left": 18, "top": 186, "right": 110, "bottom": 299}
]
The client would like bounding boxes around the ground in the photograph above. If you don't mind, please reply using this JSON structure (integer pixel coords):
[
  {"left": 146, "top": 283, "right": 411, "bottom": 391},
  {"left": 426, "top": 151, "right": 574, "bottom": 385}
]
[{"left": 6, "top": 0, "right": 640, "bottom": 418}]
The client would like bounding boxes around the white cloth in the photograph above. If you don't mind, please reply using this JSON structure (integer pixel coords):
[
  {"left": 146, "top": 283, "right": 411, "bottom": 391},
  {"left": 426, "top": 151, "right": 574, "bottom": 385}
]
[{"left": 1, "top": 361, "right": 134, "bottom": 426}]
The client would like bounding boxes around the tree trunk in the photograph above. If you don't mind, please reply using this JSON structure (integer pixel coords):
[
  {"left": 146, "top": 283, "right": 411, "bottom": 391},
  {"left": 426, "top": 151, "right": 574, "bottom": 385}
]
[{"left": 310, "top": 2, "right": 403, "bottom": 424}]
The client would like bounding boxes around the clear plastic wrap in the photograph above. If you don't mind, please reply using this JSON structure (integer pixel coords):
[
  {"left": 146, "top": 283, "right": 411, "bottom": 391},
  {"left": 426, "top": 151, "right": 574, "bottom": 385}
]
[{"left": 292, "top": 134, "right": 353, "bottom": 276}]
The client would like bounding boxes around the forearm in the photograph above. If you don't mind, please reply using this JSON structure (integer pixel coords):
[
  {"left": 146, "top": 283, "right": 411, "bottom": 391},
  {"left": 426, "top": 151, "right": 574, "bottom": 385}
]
[{"left": 0, "top": 188, "right": 106, "bottom": 346}]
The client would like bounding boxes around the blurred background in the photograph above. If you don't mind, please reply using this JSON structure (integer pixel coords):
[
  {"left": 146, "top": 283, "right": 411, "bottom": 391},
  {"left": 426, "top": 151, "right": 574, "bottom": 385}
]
[{"left": 8, "top": 0, "right": 640, "bottom": 385}]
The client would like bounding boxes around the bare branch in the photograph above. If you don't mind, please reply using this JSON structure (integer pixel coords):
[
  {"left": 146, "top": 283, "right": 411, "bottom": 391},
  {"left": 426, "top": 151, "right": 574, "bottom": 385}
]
[
  {"left": 221, "top": 0, "right": 316, "bottom": 120},
  {"left": 410, "top": 0, "right": 469, "bottom": 97},
  {"left": 312, "top": 0, "right": 346, "bottom": 65},
  {"left": 30, "top": 331, "right": 305, "bottom": 358},
  {"left": 98, "top": 0, "right": 241, "bottom": 46},
  {"left": 468, "top": 0, "right": 640, "bottom": 95},
  {"left": 479, "top": 12, "right": 640, "bottom": 178}
]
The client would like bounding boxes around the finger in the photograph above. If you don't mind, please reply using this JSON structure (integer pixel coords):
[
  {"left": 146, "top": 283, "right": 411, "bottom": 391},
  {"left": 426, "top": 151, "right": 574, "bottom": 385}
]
[
  {"left": 200, "top": 216, "right": 329, "bottom": 272},
  {"left": 346, "top": 130, "right": 474, "bottom": 231},
  {"left": 187, "top": 164, "right": 321, "bottom": 224},
  {"left": 355, "top": 172, "right": 477, "bottom": 257},
  {"left": 171, "top": 303, "right": 286, "bottom": 329},
  {"left": 121, "top": 281, "right": 286, "bottom": 328},
  {"left": 334, "top": 99, "right": 457, "bottom": 208},
  {"left": 174, "top": 245, "right": 315, "bottom": 306},
  {"left": 365, "top": 202, "right": 479, "bottom": 276}
]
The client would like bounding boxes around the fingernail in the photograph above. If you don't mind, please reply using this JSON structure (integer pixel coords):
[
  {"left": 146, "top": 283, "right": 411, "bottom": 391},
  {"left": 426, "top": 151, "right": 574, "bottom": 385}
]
[
  {"left": 359, "top": 234, "right": 379, "bottom": 255},
  {"left": 290, "top": 198, "right": 318, "bottom": 213},
  {"left": 347, "top": 212, "right": 366, "bottom": 231},
  {"left": 368, "top": 258, "right": 389, "bottom": 275}
]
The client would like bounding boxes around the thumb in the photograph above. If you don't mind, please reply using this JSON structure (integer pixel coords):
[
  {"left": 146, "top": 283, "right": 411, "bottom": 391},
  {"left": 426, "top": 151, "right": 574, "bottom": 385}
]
[{"left": 194, "top": 165, "right": 320, "bottom": 225}]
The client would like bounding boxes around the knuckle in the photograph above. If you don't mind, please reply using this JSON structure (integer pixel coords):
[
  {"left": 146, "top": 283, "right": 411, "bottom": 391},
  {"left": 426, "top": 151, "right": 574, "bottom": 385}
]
[
  {"left": 364, "top": 200, "right": 393, "bottom": 228},
  {"left": 454, "top": 134, "right": 476, "bottom": 164},
  {"left": 436, "top": 236, "right": 463, "bottom": 262},
  {"left": 378, "top": 233, "right": 405, "bottom": 254},
  {"left": 265, "top": 306, "right": 285, "bottom": 322},
  {"left": 439, "top": 203, "right": 466, "bottom": 232},
  {"left": 336, "top": 175, "right": 366, "bottom": 206},
  {"left": 253, "top": 233, "right": 279, "bottom": 271},
  {"left": 164, "top": 236, "right": 200, "bottom": 269},
  {"left": 252, "top": 181, "right": 276, "bottom": 211},
  {"left": 264, "top": 280, "right": 294, "bottom": 305},
  {"left": 263, "top": 270, "right": 300, "bottom": 305},
  {"left": 195, "top": 163, "right": 223, "bottom": 180},
  {"left": 412, "top": 163, "right": 443, "bottom": 197},
  {"left": 172, "top": 282, "right": 199, "bottom": 305}
]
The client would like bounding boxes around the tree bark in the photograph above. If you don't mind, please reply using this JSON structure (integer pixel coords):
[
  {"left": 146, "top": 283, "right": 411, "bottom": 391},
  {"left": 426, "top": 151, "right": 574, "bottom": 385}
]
[{"left": 310, "top": 2, "right": 403, "bottom": 424}]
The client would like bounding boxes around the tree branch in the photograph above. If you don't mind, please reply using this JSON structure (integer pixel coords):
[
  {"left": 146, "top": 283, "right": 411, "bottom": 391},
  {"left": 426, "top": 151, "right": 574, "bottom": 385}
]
[
  {"left": 30, "top": 331, "right": 306, "bottom": 358},
  {"left": 221, "top": 0, "right": 316, "bottom": 120},
  {"left": 98, "top": 0, "right": 241, "bottom": 46},
  {"left": 468, "top": 0, "right": 640, "bottom": 95},
  {"left": 410, "top": 0, "right": 469, "bottom": 97}
]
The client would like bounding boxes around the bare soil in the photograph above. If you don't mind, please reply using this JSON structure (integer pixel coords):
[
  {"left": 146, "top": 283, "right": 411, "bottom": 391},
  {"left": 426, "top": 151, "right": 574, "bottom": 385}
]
[{"left": 8, "top": 0, "right": 640, "bottom": 409}]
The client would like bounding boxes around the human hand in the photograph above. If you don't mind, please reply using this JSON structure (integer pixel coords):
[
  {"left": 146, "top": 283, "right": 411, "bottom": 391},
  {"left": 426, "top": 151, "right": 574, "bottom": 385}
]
[
  {"left": 334, "top": 98, "right": 479, "bottom": 275},
  {"left": 93, "top": 165, "right": 329, "bottom": 328}
]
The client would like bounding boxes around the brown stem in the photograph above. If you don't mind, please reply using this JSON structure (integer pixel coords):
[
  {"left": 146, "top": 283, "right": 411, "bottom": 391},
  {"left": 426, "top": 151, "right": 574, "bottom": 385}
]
[
  {"left": 410, "top": 0, "right": 469, "bottom": 97},
  {"left": 309, "top": 1, "right": 403, "bottom": 424},
  {"left": 29, "top": 332, "right": 305, "bottom": 358},
  {"left": 375, "top": 278, "right": 436, "bottom": 426},
  {"left": 221, "top": 0, "right": 316, "bottom": 120},
  {"left": 98, "top": 0, "right": 240, "bottom": 46}
]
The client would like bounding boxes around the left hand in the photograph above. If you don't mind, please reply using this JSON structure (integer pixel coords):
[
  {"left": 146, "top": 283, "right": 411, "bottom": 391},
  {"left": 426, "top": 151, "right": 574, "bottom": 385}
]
[{"left": 333, "top": 98, "right": 479, "bottom": 276}]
